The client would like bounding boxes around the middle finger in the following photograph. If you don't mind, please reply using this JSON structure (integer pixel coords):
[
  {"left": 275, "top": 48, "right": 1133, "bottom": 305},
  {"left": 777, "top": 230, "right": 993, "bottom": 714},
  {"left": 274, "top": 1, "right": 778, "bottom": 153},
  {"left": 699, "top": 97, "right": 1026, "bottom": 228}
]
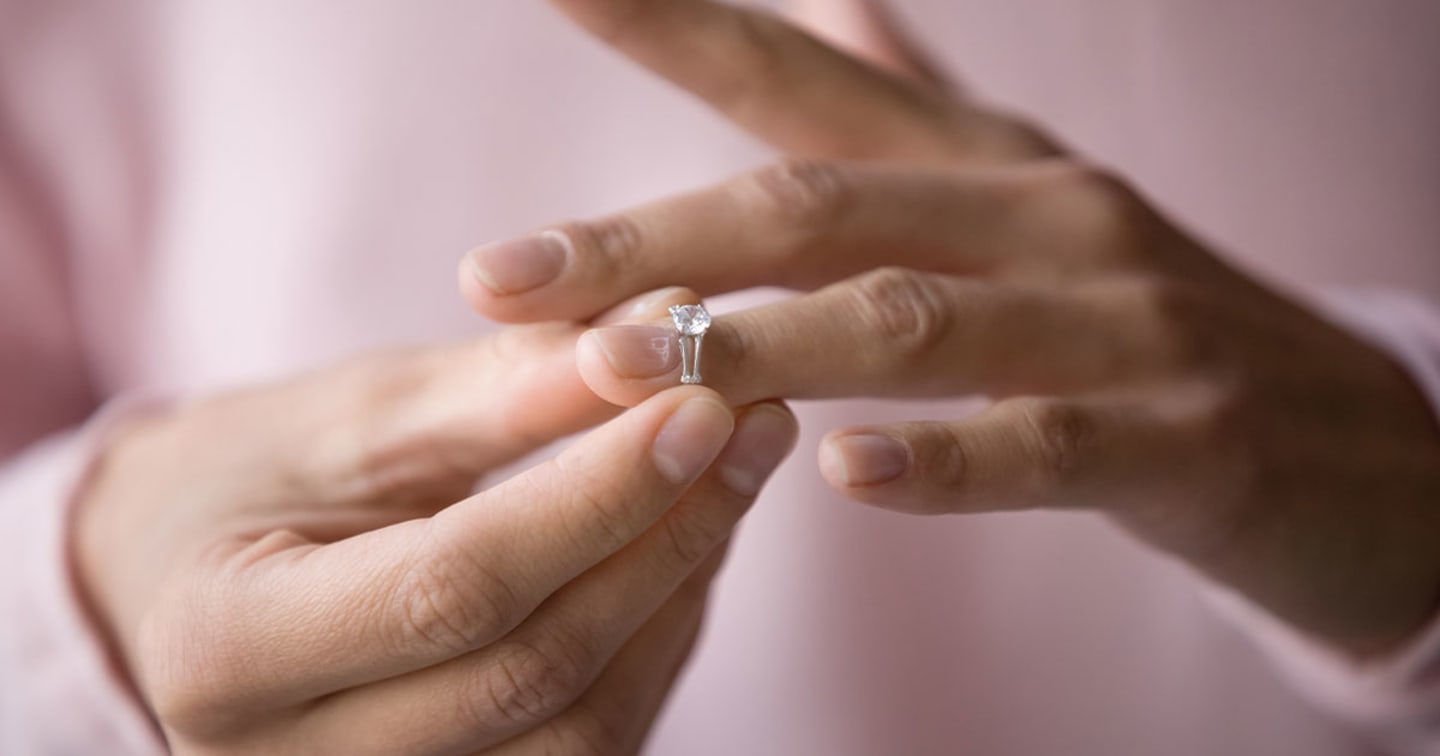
[
  {"left": 547, "top": 0, "right": 1044, "bottom": 162},
  {"left": 462, "top": 160, "right": 1159, "bottom": 324}
]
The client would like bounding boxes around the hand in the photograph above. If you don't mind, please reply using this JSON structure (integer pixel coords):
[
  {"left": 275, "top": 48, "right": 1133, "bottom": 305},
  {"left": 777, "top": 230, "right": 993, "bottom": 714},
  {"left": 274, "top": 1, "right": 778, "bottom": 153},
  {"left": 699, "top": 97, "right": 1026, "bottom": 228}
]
[
  {"left": 76, "top": 289, "right": 799, "bottom": 755},
  {"left": 458, "top": 0, "right": 1440, "bottom": 658}
]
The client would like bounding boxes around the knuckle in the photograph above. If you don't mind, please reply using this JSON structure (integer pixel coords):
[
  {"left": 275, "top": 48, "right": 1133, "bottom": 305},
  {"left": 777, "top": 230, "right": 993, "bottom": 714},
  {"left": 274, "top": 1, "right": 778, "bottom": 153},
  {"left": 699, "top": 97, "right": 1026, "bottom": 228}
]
[
  {"left": 341, "top": 348, "right": 429, "bottom": 417},
  {"left": 550, "top": 453, "right": 633, "bottom": 555},
  {"left": 1019, "top": 160, "right": 1150, "bottom": 267},
  {"left": 392, "top": 533, "right": 519, "bottom": 656},
  {"left": 849, "top": 268, "right": 953, "bottom": 364},
  {"left": 750, "top": 159, "right": 851, "bottom": 243},
  {"left": 562, "top": 214, "right": 645, "bottom": 276},
  {"left": 1197, "top": 383, "right": 1262, "bottom": 460},
  {"left": 1009, "top": 398, "right": 1096, "bottom": 487},
  {"left": 138, "top": 617, "right": 222, "bottom": 734},
  {"left": 469, "top": 635, "right": 593, "bottom": 730},
  {"left": 1123, "top": 278, "right": 1224, "bottom": 371},
  {"left": 915, "top": 426, "right": 971, "bottom": 493},
  {"left": 654, "top": 507, "right": 726, "bottom": 576},
  {"left": 490, "top": 331, "right": 579, "bottom": 453},
  {"left": 136, "top": 582, "right": 256, "bottom": 739},
  {"left": 720, "top": 316, "right": 762, "bottom": 382},
  {"left": 303, "top": 350, "right": 445, "bottom": 505}
]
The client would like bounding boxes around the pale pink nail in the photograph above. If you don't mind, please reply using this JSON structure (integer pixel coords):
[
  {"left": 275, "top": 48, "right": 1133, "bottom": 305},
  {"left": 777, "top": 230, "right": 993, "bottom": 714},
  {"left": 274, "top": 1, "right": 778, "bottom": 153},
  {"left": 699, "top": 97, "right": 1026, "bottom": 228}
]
[
  {"left": 466, "top": 230, "right": 570, "bottom": 295},
  {"left": 718, "top": 405, "right": 798, "bottom": 497},
  {"left": 653, "top": 398, "right": 735, "bottom": 485},
  {"left": 588, "top": 326, "right": 680, "bottom": 379},
  {"left": 823, "top": 434, "right": 910, "bottom": 486}
]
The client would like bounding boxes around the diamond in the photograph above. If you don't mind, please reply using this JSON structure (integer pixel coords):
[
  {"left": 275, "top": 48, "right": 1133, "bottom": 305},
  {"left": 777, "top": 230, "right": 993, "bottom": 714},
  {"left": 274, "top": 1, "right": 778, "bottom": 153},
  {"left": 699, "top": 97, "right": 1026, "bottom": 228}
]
[
  {"left": 669, "top": 303, "right": 711, "bottom": 385},
  {"left": 669, "top": 304, "right": 712, "bottom": 336}
]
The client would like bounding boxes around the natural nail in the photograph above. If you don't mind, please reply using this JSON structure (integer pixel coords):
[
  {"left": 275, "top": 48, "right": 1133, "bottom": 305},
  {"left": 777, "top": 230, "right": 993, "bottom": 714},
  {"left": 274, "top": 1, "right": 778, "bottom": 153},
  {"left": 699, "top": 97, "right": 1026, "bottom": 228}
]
[
  {"left": 823, "top": 434, "right": 910, "bottom": 486},
  {"left": 467, "top": 229, "right": 570, "bottom": 295},
  {"left": 589, "top": 326, "right": 680, "bottom": 379},
  {"left": 718, "top": 405, "right": 798, "bottom": 496},
  {"left": 653, "top": 398, "right": 735, "bottom": 485}
]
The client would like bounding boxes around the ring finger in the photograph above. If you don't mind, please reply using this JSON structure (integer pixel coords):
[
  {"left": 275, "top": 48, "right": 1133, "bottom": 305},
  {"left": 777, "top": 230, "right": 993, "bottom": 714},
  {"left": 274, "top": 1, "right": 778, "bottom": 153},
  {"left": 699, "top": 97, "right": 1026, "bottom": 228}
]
[{"left": 578, "top": 272, "right": 1204, "bottom": 407}]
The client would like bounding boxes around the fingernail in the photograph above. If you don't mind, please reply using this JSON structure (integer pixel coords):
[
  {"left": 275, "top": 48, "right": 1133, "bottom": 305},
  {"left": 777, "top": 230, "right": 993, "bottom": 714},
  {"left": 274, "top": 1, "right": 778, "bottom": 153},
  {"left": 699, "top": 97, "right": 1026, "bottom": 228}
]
[
  {"left": 718, "top": 405, "right": 798, "bottom": 496},
  {"left": 653, "top": 398, "right": 735, "bottom": 485},
  {"left": 466, "top": 230, "right": 571, "bottom": 295},
  {"left": 822, "top": 434, "right": 910, "bottom": 486},
  {"left": 589, "top": 326, "right": 680, "bottom": 379}
]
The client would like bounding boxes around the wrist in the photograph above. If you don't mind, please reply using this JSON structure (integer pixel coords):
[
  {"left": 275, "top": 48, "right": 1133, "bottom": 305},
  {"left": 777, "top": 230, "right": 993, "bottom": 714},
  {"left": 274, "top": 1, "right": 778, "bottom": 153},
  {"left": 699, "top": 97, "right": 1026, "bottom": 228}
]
[{"left": 72, "top": 412, "right": 175, "bottom": 681}]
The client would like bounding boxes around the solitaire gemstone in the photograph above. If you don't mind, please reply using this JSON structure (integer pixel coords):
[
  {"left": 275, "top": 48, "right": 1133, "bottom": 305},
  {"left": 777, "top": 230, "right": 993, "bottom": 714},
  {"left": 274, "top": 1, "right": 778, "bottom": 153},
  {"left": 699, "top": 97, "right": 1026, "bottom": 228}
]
[{"left": 670, "top": 304, "right": 712, "bottom": 336}]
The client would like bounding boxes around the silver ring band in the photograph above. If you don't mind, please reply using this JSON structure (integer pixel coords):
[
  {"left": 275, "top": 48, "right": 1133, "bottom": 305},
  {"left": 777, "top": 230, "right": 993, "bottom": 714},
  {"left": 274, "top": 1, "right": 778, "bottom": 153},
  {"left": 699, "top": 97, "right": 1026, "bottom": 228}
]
[{"left": 669, "top": 303, "right": 712, "bottom": 385}]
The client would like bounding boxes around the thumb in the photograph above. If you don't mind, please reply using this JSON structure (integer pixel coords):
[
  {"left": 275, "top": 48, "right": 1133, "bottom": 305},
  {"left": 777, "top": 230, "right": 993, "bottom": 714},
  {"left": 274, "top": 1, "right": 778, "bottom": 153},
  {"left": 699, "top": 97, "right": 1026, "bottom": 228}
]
[
  {"left": 785, "top": 0, "right": 951, "bottom": 88},
  {"left": 260, "top": 286, "right": 705, "bottom": 511}
]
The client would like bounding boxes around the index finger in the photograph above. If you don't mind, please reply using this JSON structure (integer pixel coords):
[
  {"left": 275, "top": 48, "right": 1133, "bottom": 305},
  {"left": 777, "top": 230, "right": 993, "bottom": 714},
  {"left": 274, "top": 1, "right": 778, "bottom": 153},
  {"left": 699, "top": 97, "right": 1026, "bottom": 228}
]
[
  {"left": 548, "top": 0, "right": 1051, "bottom": 162},
  {"left": 146, "top": 387, "right": 735, "bottom": 729}
]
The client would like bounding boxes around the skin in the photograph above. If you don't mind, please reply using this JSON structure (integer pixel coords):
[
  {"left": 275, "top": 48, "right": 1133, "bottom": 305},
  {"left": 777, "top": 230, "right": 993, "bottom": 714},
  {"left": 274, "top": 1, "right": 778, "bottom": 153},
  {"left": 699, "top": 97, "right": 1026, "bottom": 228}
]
[
  {"left": 69, "top": 2, "right": 1440, "bottom": 752},
  {"left": 459, "top": 0, "right": 1440, "bottom": 660},
  {"left": 76, "top": 287, "right": 800, "bottom": 755}
]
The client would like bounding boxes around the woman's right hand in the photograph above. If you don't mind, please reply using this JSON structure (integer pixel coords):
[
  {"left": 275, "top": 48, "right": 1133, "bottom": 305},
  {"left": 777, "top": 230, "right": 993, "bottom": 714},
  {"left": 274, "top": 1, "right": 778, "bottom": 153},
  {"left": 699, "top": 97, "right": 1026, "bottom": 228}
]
[{"left": 75, "top": 291, "right": 798, "bottom": 755}]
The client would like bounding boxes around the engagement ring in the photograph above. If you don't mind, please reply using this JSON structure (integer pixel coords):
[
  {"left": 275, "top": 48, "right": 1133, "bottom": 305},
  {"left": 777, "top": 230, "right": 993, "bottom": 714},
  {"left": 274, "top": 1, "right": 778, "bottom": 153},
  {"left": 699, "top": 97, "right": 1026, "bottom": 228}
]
[{"left": 669, "top": 303, "right": 711, "bottom": 385}]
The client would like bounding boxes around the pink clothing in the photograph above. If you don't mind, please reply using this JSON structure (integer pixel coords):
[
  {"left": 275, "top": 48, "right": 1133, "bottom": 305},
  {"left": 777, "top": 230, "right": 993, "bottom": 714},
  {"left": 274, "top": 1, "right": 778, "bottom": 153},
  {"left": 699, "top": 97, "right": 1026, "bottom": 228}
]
[{"left": 3, "top": 2, "right": 1439, "bottom": 753}]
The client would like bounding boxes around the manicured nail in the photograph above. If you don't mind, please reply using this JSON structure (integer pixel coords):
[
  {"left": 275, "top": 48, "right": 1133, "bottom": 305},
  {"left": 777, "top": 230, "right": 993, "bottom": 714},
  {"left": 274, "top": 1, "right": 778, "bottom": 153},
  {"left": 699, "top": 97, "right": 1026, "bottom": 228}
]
[
  {"left": 718, "top": 405, "right": 798, "bottom": 496},
  {"left": 653, "top": 398, "right": 735, "bottom": 485},
  {"left": 822, "top": 434, "right": 910, "bottom": 486},
  {"left": 588, "top": 326, "right": 680, "bottom": 379},
  {"left": 466, "top": 230, "right": 571, "bottom": 295}
]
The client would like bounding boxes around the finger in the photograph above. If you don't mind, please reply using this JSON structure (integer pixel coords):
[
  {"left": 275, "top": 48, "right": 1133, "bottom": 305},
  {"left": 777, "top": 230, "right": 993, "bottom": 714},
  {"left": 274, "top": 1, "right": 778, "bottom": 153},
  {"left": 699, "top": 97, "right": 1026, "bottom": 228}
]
[
  {"left": 817, "top": 393, "right": 1206, "bottom": 516},
  {"left": 258, "top": 285, "right": 699, "bottom": 517},
  {"left": 592, "top": 285, "right": 702, "bottom": 327},
  {"left": 300, "top": 405, "right": 796, "bottom": 754},
  {"left": 579, "top": 273, "right": 1198, "bottom": 407},
  {"left": 548, "top": 0, "right": 1052, "bottom": 162},
  {"left": 462, "top": 160, "right": 1153, "bottom": 323},
  {"left": 787, "top": 0, "right": 951, "bottom": 87},
  {"left": 486, "top": 543, "right": 730, "bottom": 756},
  {"left": 150, "top": 387, "right": 739, "bottom": 731}
]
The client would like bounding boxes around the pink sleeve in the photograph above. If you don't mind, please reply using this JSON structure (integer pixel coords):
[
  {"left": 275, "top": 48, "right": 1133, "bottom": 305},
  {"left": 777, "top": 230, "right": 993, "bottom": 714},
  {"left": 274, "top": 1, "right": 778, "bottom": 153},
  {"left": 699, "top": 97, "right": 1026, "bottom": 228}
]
[
  {"left": 1207, "top": 289, "right": 1440, "bottom": 755},
  {"left": 0, "top": 408, "right": 167, "bottom": 754},
  {"left": 0, "top": 102, "right": 165, "bottom": 751}
]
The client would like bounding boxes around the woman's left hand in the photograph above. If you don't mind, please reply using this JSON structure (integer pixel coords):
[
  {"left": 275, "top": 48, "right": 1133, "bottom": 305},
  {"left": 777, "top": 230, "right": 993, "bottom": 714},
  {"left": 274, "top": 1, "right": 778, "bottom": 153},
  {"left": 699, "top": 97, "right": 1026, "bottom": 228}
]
[{"left": 461, "top": 0, "right": 1440, "bottom": 659}]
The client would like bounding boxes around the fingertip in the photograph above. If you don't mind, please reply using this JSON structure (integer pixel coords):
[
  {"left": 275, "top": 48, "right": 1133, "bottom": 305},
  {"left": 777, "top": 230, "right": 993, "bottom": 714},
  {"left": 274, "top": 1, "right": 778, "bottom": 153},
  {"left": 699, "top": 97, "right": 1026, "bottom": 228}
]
[
  {"left": 576, "top": 330, "right": 620, "bottom": 402},
  {"left": 456, "top": 251, "right": 531, "bottom": 324},
  {"left": 576, "top": 326, "right": 680, "bottom": 408},
  {"left": 718, "top": 402, "right": 801, "bottom": 497},
  {"left": 817, "top": 433, "right": 850, "bottom": 491},
  {"left": 651, "top": 392, "right": 736, "bottom": 486},
  {"left": 457, "top": 253, "right": 492, "bottom": 315},
  {"left": 457, "top": 231, "right": 576, "bottom": 323}
]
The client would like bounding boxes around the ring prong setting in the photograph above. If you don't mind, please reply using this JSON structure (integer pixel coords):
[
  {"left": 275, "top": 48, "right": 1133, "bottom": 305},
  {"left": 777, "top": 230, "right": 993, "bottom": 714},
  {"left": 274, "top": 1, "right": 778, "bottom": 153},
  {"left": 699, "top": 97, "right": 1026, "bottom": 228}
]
[{"left": 669, "top": 304, "right": 711, "bottom": 385}]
